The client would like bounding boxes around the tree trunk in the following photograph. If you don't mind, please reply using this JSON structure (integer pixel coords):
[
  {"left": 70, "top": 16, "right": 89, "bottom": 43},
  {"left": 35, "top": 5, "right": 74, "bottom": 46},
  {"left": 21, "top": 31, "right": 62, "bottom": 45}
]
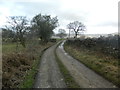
[
  {"left": 69, "top": 29, "right": 70, "bottom": 38},
  {"left": 16, "top": 38, "right": 19, "bottom": 53},
  {"left": 19, "top": 33, "right": 26, "bottom": 48},
  {"left": 16, "top": 31, "right": 19, "bottom": 52},
  {"left": 75, "top": 32, "right": 77, "bottom": 38}
]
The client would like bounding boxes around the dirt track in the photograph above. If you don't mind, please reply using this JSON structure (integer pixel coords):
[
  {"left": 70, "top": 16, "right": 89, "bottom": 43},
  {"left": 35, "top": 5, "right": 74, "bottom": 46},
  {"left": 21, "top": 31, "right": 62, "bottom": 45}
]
[
  {"left": 34, "top": 41, "right": 117, "bottom": 88},
  {"left": 34, "top": 43, "right": 66, "bottom": 88},
  {"left": 56, "top": 41, "right": 117, "bottom": 88}
]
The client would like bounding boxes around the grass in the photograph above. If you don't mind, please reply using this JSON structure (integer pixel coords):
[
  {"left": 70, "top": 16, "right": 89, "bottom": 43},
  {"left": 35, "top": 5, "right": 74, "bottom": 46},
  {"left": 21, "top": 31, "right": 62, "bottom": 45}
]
[
  {"left": 19, "top": 62, "right": 37, "bottom": 88},
  {"left": 19, "top": 44, "right": 53, "bottom": 88},
  {"left": 2, "top": 41, "right": 55, "bottom": 88},
  {"left": 54, "top": 42, "right": 80, "bottom": 88},
  {"left": 19, "top": 48, "right": 44, "bottom": 88},
  {"left": 2, "top": 43, "right": 25, "bottom": 54},
  {"left": 64, "top": 44, "right": 119, "bottom": 87}
]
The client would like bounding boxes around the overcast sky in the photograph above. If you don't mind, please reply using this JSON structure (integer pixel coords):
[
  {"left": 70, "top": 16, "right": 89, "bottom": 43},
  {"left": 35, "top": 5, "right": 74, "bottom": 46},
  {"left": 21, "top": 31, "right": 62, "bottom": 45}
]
[{"left": 0, "top": 0, "right": 119, "bottom": 34}]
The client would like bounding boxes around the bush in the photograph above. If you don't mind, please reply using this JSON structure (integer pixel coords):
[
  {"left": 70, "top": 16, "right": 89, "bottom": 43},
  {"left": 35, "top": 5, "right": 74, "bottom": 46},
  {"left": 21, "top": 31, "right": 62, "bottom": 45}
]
[
  {"left": 49, "top": 38, "right": 56, "bottom": 42},
  {"left": 66, "top": 35, "right": 119, "bottom": 59},
  {"left": 2, "top": 52, "right": 35, "bottom": 88}
]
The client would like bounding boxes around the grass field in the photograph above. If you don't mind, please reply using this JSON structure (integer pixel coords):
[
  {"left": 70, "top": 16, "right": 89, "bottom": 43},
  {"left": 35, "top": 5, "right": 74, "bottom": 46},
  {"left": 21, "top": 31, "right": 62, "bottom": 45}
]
[
  {"left": 2, "top": 41, "right": 55, "bottom": 88},
  {"left": 2, "top": 43, "right": 25, "bottom": 54},
  {"left": 64, "top": 43, "right": 119, "bottom": 87}
]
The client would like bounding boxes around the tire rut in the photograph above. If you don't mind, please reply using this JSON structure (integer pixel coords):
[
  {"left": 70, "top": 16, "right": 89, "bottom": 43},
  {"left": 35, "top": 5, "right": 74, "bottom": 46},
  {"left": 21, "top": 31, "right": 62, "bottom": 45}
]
[
  {"left": 34, "top": 43, "right": 66, "bottom": 88},
  {"left": 56, "top": 41, "right": 117, "bottom": 88}
]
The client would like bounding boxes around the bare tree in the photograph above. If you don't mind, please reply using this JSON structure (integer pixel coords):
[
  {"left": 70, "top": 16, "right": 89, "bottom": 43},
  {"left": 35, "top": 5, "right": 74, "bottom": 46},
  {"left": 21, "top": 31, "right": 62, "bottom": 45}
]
[
  {"left": 67, "top": 21, "right": 85, "bottom": 38},
  {"left": 6, "top": 16, "right": 28, "bottom": 50}
]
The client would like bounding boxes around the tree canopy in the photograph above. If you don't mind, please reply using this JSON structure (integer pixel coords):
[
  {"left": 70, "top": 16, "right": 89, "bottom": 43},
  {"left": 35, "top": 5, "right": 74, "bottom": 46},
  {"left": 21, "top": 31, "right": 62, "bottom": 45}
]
[
  {"left": 31, "top": 14, "right": 58, "bottom": 42},
  {"left": 2, "top": 28, "right": 15, "bottom": 39},
  {"left": 5, "top": 16, "right": 28, "bottom": 47}
]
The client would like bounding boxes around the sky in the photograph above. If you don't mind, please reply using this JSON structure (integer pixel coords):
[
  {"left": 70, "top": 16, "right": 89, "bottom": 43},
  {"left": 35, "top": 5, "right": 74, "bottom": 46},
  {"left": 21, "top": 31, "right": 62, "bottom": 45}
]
[{"left": 0, "top": 0, "right": 119, "bottom": 34}]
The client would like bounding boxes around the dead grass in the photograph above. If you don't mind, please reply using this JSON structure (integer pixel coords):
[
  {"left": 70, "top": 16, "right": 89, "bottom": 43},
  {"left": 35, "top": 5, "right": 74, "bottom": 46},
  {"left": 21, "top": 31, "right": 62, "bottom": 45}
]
[
  {"left": 2, "top": 42, "right": 55, "bottom": 88},
  {"left": 2, "top": 52, "right": 35, "bottom": 88},
  {"left": 64, "top": 44, "right": 119, "bottom": 87}
]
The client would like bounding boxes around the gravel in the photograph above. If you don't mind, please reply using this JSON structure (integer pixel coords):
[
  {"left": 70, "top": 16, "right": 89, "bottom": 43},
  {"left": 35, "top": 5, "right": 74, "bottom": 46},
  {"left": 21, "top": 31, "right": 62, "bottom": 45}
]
[
  {"left": 34, "top": 43, "right": 66, "bottom": 88},
  {"left": 56, "top": 41, "right": 117, "bottom": 88}
]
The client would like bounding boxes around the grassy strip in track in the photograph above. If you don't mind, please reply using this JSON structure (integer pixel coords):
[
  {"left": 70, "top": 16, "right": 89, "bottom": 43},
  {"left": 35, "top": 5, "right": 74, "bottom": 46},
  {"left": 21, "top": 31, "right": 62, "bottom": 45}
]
[{"left": 54, "top": 42, "right": 80, "bottom": 88}]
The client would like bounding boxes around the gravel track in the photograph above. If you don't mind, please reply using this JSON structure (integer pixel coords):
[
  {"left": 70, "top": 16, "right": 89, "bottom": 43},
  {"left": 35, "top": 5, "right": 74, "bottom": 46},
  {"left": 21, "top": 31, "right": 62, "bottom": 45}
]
[
  {"left": 56, "top": 41, "right": 117, "bottom": 88},
  {"left": 34, "top": 43, "right": 66, "bottom": 88},
  {"left": 34, "top": 41, "right": 117, "bottom": 88}
]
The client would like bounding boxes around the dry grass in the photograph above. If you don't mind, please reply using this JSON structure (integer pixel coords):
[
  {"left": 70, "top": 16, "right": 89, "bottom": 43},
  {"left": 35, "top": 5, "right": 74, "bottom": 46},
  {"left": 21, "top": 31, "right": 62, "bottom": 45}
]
[
  {"left": 64, "top": 44, "right": 119, "bottom": 87},
  {"left": 2, "top": 42, "right": 55, "bottom": 88}
]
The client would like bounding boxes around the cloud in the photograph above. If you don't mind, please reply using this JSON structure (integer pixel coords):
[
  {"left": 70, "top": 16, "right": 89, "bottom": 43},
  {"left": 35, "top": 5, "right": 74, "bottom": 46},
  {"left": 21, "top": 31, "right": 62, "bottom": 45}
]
[
  {"left": 58, "top": 11, "right": 87, "bottom": 22},
  {"left": 0, "top": 0, "right": 61, "bottom": 16},
  {"left": 0, "top": 0, "right": 119, "bottom": 34},
  {"left": 93, "top": 22, "right": 118, "bottom": 27}
]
